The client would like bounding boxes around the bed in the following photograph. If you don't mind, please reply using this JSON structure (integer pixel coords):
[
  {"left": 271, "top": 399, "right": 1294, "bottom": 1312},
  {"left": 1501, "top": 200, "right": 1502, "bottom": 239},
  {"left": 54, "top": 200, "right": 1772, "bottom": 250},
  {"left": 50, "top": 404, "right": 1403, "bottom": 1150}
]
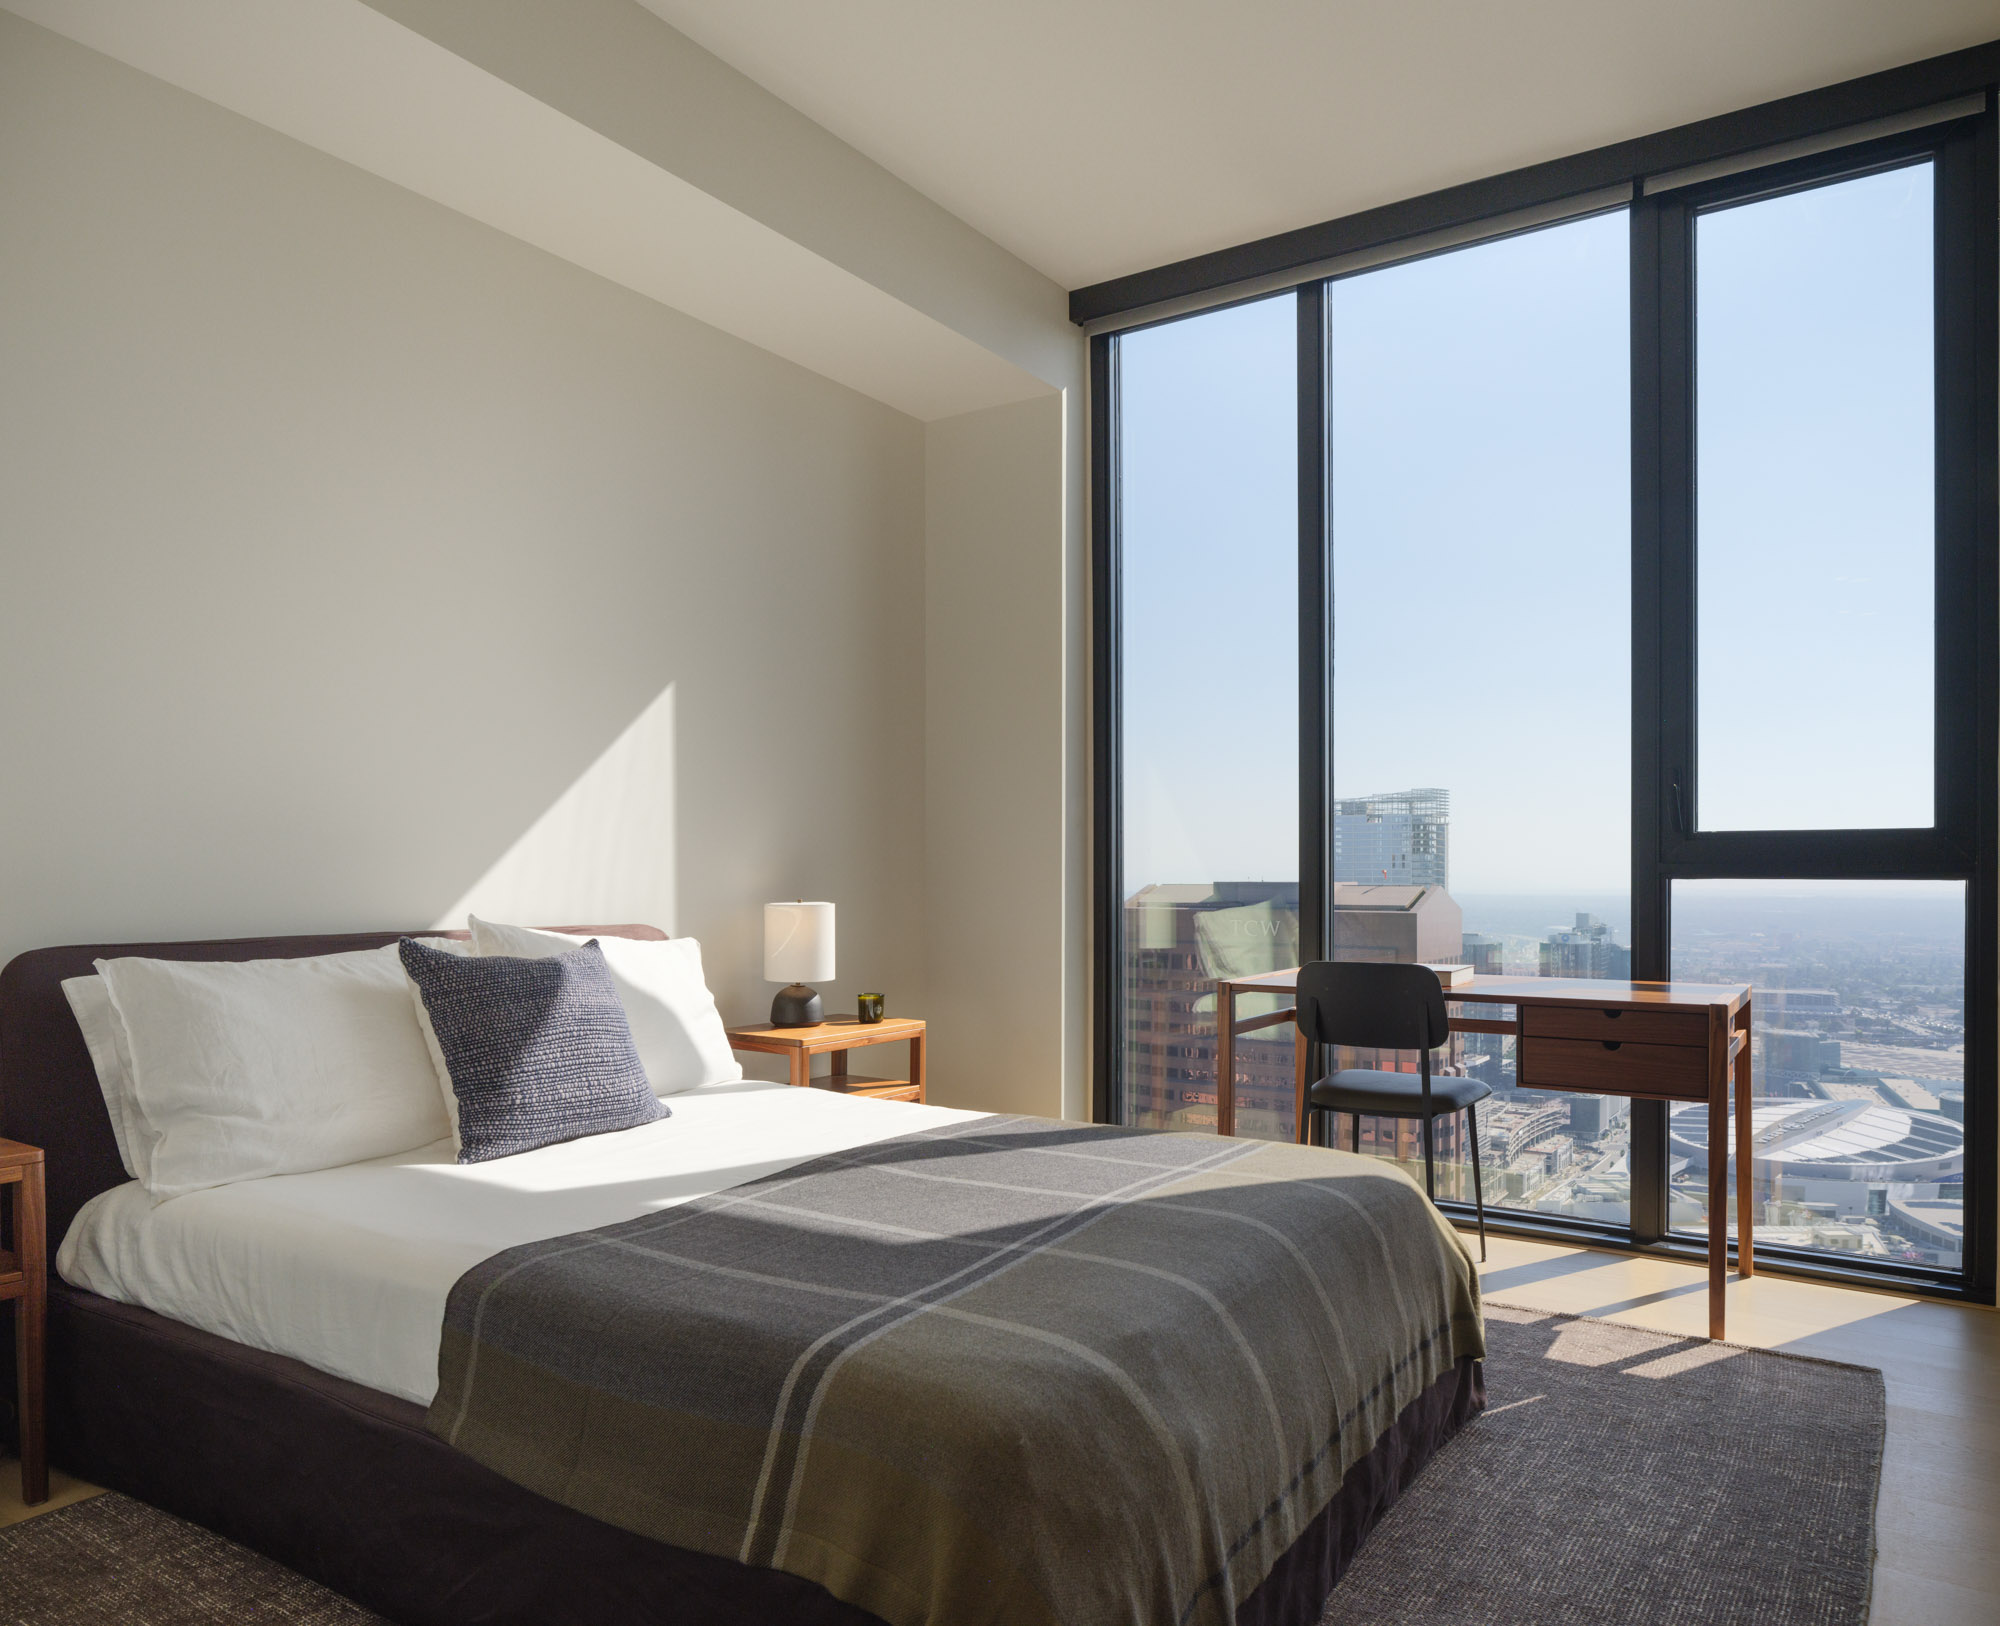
[{"left": 0, "top": 927, "right": 1485, "bottom": 1626}]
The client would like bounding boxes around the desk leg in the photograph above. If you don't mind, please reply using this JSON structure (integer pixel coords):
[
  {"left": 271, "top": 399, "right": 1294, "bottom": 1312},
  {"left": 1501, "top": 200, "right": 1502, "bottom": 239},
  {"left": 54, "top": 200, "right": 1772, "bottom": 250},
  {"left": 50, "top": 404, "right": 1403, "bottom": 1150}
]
[
  {"left": 1706, "top": 1009, "right": 1729, "bottom": 1341},
  {"left": 1735, "top": 1000, "right": 1754, "bottom": 1279},
  {"left": 1216, "top": 984, "right": 1236, "bottom": 1139},
  {"left": 16, "top": 1160, "right": 46, "bottom": 1504}
]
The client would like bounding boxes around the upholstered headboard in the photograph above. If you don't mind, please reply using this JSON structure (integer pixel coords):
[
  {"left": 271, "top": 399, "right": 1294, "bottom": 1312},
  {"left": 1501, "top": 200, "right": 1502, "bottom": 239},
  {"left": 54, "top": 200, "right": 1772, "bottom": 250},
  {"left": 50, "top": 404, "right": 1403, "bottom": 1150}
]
[{"left": 0, "top": 925, "right": 668, "bottom": 1271}]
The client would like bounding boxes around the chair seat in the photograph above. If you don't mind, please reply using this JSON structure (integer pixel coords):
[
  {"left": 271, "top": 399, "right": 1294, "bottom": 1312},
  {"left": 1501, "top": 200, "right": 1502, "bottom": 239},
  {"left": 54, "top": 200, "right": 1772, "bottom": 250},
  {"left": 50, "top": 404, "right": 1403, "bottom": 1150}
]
[{"left": 1308, "top": 1069, "right": 1492, "bottom": 1117}]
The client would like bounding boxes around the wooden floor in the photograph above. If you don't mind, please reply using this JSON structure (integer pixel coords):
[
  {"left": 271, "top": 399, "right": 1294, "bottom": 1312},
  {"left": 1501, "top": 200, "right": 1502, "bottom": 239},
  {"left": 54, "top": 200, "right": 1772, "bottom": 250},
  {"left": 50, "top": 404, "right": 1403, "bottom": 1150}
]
[
  {"left": 0, "top": 1458, "right": 102, "bottom": 1529},
  {"left": 4, "top": 1237, "right": 1995, "bottom": 1621}
]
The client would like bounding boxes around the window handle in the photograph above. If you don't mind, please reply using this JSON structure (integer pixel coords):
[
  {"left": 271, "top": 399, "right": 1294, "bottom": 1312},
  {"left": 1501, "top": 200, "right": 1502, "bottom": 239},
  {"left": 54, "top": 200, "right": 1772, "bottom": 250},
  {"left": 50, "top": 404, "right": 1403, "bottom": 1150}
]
[{"left": 1671, "top": 773, "right": 1687, "bottom": 836}]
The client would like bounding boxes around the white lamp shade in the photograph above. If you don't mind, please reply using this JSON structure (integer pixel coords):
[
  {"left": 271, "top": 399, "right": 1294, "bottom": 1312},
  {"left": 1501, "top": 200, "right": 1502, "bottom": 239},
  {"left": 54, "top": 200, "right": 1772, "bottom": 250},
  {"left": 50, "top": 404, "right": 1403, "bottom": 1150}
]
[{"left": 764, "top": 902, "right": 835, "bottom": 983}]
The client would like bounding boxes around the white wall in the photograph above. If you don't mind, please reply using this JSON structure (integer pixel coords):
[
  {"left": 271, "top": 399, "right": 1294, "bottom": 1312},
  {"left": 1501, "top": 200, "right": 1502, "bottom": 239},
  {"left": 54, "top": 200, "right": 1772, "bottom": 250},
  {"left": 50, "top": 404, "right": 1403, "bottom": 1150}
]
[
  {"left": 923, "top": 396, "right": 1069, "bottom": 1115},
  {"left": 0, "top": 15, "right": 930, "bottom": 1027}
]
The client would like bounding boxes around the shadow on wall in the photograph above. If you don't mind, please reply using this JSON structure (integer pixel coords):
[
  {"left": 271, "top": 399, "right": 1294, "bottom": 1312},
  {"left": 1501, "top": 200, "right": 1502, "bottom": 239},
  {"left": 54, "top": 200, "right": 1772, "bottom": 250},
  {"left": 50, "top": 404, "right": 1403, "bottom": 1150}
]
[
  {"left": 416, "top": 677, "right": 885, "bottom": 1084},
  {"left": 437, "top": 684, "right": 676, "bottom": 933}
]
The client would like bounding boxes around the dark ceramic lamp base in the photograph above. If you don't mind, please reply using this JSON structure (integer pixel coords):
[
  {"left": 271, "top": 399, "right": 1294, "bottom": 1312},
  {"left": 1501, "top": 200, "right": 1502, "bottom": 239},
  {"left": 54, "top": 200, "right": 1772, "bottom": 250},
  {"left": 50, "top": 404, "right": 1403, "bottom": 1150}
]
[{"left": 770, "top": 983, "right": 823, "bottom": 1027}]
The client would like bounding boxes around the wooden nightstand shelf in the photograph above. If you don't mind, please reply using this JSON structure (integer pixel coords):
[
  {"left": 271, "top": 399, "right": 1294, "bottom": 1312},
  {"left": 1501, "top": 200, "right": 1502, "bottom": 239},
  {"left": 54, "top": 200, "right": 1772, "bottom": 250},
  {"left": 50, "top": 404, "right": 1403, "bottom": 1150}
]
[
  {"left": 727, "top": 1016, "right": 926, "bottom": 1103},
  {"left": 1, "top": 1138, "right": 46, "bottom": 1505}
]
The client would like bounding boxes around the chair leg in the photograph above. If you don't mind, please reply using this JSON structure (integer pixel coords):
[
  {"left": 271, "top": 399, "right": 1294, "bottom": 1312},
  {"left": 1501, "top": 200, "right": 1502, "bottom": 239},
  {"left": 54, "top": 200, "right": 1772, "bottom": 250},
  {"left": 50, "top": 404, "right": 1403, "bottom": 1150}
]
[
  {"left": 1467, "top": 1102, "right": 1487, "bottom": 1263},
  {"left": 1418, "top": 1048, "right": 1437, "bottom": 1201},
  {"left": 1352, "top": 1112, "right": 1361, "bottom": 1156}
]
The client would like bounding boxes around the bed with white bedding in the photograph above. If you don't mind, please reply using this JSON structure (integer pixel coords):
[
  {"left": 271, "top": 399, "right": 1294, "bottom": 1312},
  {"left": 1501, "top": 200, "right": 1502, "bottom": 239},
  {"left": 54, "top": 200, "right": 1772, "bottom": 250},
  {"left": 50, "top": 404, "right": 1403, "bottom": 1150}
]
[
  {"left": 1, "top": 924, "right": 1485, "bottom": 1626},
  {"left": 59, "top": 1081, "right": 981, "bottom": 1405}
]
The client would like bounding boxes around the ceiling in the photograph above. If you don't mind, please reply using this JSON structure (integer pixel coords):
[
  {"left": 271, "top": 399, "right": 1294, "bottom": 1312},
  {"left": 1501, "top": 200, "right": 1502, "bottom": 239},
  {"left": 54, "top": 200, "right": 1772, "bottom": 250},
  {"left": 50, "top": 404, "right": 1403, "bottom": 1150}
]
[
  {"left": 3, "top": 0, "right": 1059, "bottom": 419},
  {"left": 639, "top": 0, "right": 2000, "bottom": 290}
]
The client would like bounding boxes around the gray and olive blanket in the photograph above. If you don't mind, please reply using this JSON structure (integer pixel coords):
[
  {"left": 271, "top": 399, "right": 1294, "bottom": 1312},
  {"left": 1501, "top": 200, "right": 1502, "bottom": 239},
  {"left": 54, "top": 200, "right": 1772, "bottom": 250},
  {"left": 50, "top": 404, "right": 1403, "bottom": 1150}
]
[{"left": 428, "top": 1115, "right": 1484, "bottom": 1626}]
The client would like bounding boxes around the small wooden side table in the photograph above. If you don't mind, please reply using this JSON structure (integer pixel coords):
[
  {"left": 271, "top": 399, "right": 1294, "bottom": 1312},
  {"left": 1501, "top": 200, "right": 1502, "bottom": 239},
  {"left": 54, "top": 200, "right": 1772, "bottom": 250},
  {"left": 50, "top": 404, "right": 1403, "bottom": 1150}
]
[
  {"left": 727, "top": 1016, "right": 926, "bottom": 1103},
  {"left": 1, "top": 1138, "right": 46, "bottom": 1505}
]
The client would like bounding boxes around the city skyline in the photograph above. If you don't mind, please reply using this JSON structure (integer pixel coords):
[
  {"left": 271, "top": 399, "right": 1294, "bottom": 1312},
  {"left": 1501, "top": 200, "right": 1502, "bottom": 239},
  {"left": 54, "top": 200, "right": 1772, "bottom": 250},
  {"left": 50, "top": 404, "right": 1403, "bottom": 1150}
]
[{"left": 1121, "top": 794, "right": 1966, "bottom": 1269}]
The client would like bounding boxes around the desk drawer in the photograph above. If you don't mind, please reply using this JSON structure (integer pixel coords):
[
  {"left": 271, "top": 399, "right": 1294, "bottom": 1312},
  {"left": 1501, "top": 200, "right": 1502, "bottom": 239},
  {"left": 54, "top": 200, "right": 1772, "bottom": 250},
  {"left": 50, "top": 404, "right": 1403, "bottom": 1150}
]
[
  {"left": 1523, "top": 1004, "right": 1707, "bottom": 1047},
  {"left": 1518, "top": 1037, "right": 1709, "bottom": 1101}
]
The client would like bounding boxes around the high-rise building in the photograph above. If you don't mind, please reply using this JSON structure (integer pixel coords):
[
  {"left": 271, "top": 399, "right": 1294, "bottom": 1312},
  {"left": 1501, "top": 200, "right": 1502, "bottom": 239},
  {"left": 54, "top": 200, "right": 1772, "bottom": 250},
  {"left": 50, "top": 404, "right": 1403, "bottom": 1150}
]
[
  {"left": 1332, "top": 883, "right": 1463, "bottom": 963},
  {"left": 1567, "top": 1094, "right": 1630, "bottom": 1137},
  {"left": 1333, "top": 788, "right": 1449, "bottom": 890},
  {"left": 1120, "top": 878, "right": 1469, "bottom": 1159},
  {"left": 1461, "top": 932, "right": 1505, "bottom": 974},
  {"left": 1756, "top": 989, "right": 1842, "bottom": 1028},
  {"left": 1122, "top": 882, "right": 1301, "bottom": 1136},
  {"left": 1765, "top": 1028, "right": 1842, "bottom": 1078},
  {"left": 1539, "top": 913, "right": 1631, "bottom": 979},
  {"left": 1457, "top": 933, "right": 1508, "bottom": 1078}
]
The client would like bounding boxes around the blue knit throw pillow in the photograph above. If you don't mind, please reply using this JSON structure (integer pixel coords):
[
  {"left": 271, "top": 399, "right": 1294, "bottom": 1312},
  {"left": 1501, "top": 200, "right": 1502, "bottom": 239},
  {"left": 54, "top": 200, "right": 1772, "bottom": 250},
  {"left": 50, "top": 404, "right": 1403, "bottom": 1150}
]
[{"left": 399, "top": 936, "right": 667, "bottom": 1164}]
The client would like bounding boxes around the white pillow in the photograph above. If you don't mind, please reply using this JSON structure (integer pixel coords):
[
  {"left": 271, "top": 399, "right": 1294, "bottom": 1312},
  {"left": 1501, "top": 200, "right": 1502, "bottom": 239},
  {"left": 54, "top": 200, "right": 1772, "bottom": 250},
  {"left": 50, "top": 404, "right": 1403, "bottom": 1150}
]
[
  {"left": 468, "top": 918, "right": 742, "bottom": 1096},
  {"left": 95, "top": 945, "right": 452, "bottom": 1199},
  {"left": 61, "top": 974, "right": 154, "bottom": 1182}
]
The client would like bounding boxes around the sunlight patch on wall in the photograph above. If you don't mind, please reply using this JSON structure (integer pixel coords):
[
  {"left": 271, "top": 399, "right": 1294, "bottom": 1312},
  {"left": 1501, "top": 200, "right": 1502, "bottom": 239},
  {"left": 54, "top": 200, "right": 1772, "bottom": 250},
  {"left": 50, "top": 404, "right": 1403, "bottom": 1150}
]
[{"left": 436, "top": 683, "right": 676, "bottom": 932}]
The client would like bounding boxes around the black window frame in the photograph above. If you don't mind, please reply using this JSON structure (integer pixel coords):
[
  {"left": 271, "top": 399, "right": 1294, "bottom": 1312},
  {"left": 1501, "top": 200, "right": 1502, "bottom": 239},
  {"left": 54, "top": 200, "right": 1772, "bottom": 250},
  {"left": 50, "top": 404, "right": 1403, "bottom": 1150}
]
[
  {"left": 1645, "top": 125, "right": 1985, "bottom": 879},
  {"left": 1088, "top": 45, "right": 1999, "bottom": 1306},
  {"left": 1630, "top": 114, "right": 1996, "bottom": 1278}
]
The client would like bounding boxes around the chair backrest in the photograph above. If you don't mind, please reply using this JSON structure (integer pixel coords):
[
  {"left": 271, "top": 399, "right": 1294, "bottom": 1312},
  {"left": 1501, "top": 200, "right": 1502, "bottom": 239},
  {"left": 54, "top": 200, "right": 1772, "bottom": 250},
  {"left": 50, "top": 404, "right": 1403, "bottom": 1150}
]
[{"left": 1295, "top": 960, "right": 1449, "bottom": 1054}]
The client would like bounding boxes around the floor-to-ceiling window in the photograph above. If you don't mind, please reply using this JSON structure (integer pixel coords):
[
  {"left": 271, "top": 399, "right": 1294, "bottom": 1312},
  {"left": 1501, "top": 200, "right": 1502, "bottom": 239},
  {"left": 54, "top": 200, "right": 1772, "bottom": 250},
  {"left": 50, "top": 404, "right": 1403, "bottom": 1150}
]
[
  {"left": 1326, "top": 211, "right": 1631, "bottom": 1217},
  {"left": 1093, "top": 83, "right": 1995, "bottom": 1300},
  {"left": 1112, "top": 295, "right": 1298, "bottom": 1137},
  {"left": 1658, "top": 150, "right": 1970, "bottom": 1272}
]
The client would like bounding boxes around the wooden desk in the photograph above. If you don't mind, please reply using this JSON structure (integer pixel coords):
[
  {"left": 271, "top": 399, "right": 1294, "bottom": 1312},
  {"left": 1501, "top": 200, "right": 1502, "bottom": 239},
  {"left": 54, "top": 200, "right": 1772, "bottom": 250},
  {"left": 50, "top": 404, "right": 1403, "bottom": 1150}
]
[
  {"left": 727, "top": 1016, "right": 927, "bottom": 1102},
  {"left": 1, "top": 1138, "right": 46, "bottom": 1503},
  {"left": 1216, "top": 971, "right": 1753, "bottom": 1339}
]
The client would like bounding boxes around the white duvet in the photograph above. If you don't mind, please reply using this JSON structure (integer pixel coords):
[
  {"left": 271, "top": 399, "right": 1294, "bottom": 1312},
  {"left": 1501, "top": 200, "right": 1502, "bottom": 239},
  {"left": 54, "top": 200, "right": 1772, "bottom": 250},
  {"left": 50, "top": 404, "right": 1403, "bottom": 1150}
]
[{"left": 58, "top": 1081, "right": 982, "bottom": 1405}]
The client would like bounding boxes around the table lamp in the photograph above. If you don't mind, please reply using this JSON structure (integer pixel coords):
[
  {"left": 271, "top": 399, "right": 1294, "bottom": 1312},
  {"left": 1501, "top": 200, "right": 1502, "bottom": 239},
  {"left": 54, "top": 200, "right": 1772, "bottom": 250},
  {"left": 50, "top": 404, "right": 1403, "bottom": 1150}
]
[{"left": 765, "top": 901, "right": 834, "bottom": 1026}]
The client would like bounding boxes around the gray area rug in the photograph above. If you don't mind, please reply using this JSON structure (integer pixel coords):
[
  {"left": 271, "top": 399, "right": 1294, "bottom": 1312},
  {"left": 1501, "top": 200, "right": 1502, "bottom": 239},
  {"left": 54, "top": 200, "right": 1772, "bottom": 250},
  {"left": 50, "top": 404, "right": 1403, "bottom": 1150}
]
[
  {"left": 0, "top": 1305, "right": 1883, "bottom": 1626},
  {"left": 1323, "top": 1303, "right": 1885, "bottom": 1626},
  {"left": 0, "top": 1492, "right": 385, "bottom": 1625}
]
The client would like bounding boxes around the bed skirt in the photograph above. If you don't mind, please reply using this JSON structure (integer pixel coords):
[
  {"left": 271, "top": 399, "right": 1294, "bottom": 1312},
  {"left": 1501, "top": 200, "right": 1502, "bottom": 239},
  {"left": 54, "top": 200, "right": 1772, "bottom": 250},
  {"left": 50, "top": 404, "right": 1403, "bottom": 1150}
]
[{"left": 44, "top": 1285, "right": 1482, "bottom": 1626}]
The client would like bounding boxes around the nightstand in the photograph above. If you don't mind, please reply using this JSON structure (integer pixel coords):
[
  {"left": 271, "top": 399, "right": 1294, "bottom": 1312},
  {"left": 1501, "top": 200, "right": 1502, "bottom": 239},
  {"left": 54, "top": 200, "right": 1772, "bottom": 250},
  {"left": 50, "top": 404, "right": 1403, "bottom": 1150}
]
[
  {"left": 0, "top": 1139, "right": 46, "bottom": 1505},
  {"left": 727, "top": 1016, "right": 926, "bottom": 1103}
]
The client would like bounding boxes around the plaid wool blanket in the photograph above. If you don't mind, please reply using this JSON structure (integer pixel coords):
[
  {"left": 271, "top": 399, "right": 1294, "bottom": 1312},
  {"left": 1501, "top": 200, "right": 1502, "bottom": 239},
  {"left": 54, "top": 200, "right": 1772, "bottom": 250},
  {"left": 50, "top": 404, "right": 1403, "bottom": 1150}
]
[{"left": 428, "top": 1115, "right": 1485, "bottom": 1626}]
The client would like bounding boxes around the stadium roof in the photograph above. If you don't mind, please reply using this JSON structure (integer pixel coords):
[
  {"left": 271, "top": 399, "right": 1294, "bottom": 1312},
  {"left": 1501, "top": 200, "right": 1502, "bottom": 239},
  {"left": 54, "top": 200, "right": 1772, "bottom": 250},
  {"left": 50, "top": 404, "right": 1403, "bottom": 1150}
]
[{"left": 1670, "top": 1099, "right": 1962, "bottom": 1181}]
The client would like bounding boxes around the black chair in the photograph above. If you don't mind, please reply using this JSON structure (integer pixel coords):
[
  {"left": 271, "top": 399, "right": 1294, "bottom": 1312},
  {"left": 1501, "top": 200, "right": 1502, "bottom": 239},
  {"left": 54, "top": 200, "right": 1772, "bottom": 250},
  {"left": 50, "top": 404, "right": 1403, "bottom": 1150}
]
[{"left": 1297, "top": 960, "right": 1490, "bottom": 1260}]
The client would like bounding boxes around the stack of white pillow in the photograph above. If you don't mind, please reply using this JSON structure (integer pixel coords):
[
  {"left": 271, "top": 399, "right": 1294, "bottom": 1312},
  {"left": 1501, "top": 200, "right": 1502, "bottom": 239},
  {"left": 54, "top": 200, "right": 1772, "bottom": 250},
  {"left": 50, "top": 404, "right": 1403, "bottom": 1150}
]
[{"left": 64, "top": 919, "right": 743, "bottom": 1201}]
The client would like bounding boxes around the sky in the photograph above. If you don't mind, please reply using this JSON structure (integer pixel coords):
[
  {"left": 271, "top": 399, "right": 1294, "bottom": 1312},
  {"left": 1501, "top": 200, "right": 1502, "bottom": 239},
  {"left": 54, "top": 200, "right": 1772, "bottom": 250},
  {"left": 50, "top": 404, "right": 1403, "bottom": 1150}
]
[
  {"left": 1696, "top": 163, "right": 1933, "bottom": 830},
  {"left": 1118, "top": 161, "right": 1936, "bottom": 901}
]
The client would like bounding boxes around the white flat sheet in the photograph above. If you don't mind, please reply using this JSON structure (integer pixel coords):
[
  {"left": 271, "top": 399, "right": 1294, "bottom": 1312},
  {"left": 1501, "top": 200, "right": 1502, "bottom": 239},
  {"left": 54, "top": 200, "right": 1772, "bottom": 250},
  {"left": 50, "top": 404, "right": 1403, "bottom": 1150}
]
[{"left": 58, "top": 1081, "right": 983, "bottom": 1405}]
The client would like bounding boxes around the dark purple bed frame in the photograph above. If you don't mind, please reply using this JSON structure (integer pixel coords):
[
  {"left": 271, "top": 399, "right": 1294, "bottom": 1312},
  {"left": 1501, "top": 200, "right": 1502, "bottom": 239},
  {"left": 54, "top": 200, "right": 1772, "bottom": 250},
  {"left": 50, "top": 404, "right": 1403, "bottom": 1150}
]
[{"left": 0, "top": 928, "right": 1481, "bottom": 1626}]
